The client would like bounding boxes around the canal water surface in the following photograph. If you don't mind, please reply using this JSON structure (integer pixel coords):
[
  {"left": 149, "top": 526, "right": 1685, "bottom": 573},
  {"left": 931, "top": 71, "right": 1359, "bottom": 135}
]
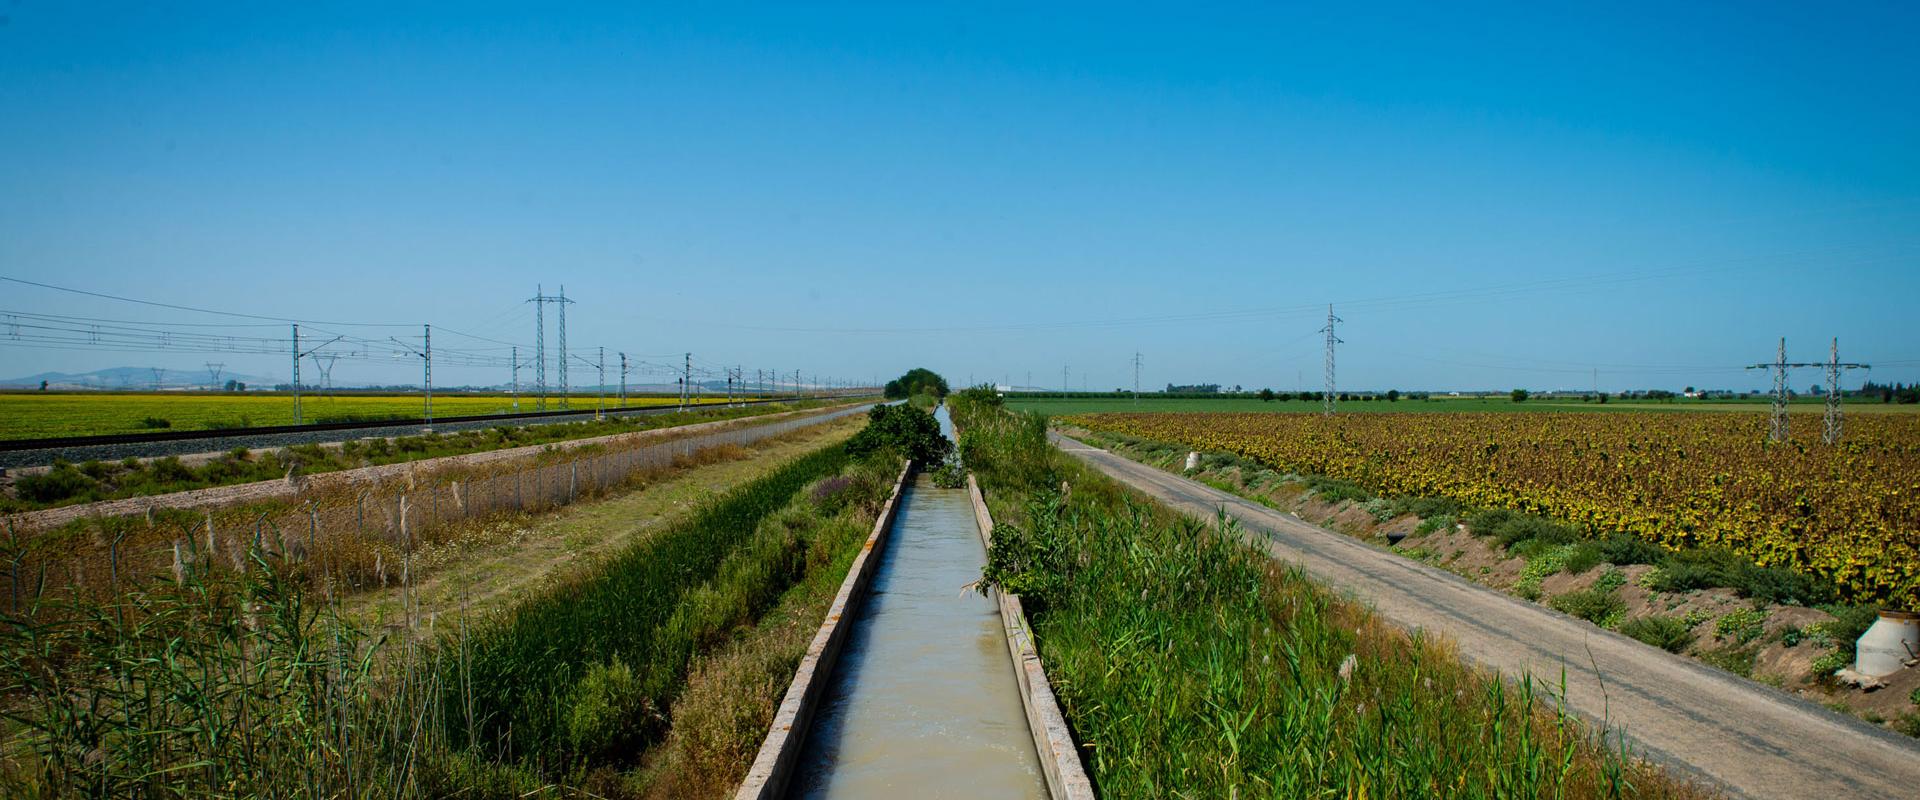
[{"left": 787, "top": 406, "right": 1046, "bottom": 799}]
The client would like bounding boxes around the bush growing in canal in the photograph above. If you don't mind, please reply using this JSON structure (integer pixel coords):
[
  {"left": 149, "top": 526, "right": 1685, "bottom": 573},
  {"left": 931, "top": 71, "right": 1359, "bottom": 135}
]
[{"left": 844, "top": 403, "right": 951, "bottom": 466}]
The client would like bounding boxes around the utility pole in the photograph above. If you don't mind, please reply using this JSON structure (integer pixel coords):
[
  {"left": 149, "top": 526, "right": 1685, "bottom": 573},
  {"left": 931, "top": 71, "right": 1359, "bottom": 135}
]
[
  {"left": 290, "top": 324, "right": 343, "bottom": 424},
  {"left": 557, "top": 285, "right": 571, "bottom": 409},
  {"left": 423, "top": 325, "right": 433, "bottom": 428},
  {"left": 596, "top": 347, "right": 606, "bottom": 420},
  {"left": 619, "top": 352, "right": 628, "bottom": 409},
  {"left": 1321, "top": 305, "right": 1342, "bottom": 417},
  {"left": 1063, "top": 365, "right": 1069, "bottom": 394},
  {"left": 796, "top": 369, "right": 803, "bottom": 400},
  {"left": 205, "top": 362, "right": 224, "bottom": 390},
  {"left": 528, "top": 285, "right": 546, "bottom": 411},
  {"left": 1133, "top": 351, "right": 1143, "bottom": 405},
  {"left": 151, "top": 367, "right": 164, "bottom": 391},
  {"left": 511, "top": 346, "right": 520, "bottom": 412},
  {"left": 682, "top": 353, "right": 692, "bottom": 410},
  {"left": 727, "top": 367, "right": 735, "bottom": 407}
]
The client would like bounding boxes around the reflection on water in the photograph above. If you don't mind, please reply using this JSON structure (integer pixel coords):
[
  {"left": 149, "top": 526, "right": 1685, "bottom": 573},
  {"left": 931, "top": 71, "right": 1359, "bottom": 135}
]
[{"left": 787, "top": 406, "right": 1045, "bottom": 799}]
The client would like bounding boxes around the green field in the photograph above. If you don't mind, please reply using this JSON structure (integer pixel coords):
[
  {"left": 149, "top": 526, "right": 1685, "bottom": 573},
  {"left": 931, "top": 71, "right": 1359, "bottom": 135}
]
[
  {"left": 0, "top": 391, "right": 744, "bottom": 440},
  {"left": 1004, "top": 395, "right": 1918, "bottom": 416}
]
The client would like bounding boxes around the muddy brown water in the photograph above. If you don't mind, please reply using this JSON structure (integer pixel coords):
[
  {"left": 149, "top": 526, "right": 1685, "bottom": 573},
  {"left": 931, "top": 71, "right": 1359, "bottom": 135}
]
[{"left": 787, "top": 407, "right": 1046, "bottom": 799}]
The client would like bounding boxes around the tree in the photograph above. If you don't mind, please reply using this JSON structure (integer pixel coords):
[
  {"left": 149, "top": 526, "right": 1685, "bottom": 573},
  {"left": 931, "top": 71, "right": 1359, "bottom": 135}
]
[
  {"left": 883, "top": 368, "right": 949, "bottom": 400},
  {"left": 1386, "top": 389, "right": 1400, "bottom": 402},
  {"left": 1597, "top": 392, "right": 1608, "bottom": 404},
  {"left": 1259, "top": 388, "right": 1275, "bottom": 402},
  {"left": 844, "top": 403, "right": 951, "bottom": 465},
  {"left": 38, "top": 380, "right": 47, "bottom": 391},
  {"left": 1510, "top": 388, "right": 1530, "bottom": 403}
]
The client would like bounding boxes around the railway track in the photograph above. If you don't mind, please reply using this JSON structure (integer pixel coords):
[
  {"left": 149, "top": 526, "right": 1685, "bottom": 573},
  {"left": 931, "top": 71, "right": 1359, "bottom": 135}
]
[{"left": 0, "top": 396, "right": 874, "bottom": 470}]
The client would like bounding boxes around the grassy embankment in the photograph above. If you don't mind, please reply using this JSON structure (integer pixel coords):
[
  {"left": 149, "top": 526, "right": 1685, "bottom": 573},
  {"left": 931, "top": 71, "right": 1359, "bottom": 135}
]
[
  {"left": 1006, "top": 395, "right": 1920, "bottom": 416},
  {"left": 952, "top": 390, "right": 1709, "bottom": 798},
  {"left": 1066, "top": 425, "right": 1920, "bottom": 738},
  {"left": 0, "top": 391, "right": 755, "bottom": 440},
  {"left": 0, "top": 431, "right": 905, "bottom": 798},
  {"left": 4, "top": 399, "right": 848, "bottom": 512}
]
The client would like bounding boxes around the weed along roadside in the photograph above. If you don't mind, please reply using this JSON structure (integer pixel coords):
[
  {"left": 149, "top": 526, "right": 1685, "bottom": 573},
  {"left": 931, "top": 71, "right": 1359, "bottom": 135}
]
[{"left": 950, "top": 386, "right": 1713, "bottom": 798}]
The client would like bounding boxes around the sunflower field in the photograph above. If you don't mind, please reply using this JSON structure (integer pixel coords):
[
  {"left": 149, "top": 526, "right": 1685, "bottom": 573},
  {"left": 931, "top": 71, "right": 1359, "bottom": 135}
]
[{"left": 1068, "top": 411, "right": 1920, "bottom": 607}]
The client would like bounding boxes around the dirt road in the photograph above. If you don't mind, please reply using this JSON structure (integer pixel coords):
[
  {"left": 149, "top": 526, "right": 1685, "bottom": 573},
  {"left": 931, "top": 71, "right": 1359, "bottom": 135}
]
[{"left": 1053, "top": 431, "right": 1920, "bottom": 800}]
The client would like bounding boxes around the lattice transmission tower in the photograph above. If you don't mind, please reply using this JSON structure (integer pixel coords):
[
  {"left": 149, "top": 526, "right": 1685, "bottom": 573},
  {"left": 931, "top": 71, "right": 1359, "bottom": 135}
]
[
  {"left": 1321, "top": 304, "right": 1342, "bottom": 417},
  {"left": 1746, "top": 337, "right": 1868, "bottom": 444}
]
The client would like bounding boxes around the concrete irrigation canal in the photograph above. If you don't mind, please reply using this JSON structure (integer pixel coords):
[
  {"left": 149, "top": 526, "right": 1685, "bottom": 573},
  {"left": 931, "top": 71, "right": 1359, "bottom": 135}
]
[{"left": 736, "top": 406, "right": 1089, "bottom": 800}]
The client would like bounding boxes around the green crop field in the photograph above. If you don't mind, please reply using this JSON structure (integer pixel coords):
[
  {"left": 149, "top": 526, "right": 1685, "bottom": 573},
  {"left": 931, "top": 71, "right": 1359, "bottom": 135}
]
[
  {"left": 1003, "top": 395, "right": 1919, "bottom": 417},
  {"left": 0, "top": 391, "right": 740, "bottom": 440}
]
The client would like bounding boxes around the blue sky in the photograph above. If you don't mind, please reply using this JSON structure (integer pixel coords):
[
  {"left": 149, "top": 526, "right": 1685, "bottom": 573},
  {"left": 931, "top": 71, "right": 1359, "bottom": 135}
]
[{"left": 2, "top": 2, "right": 1916, "bottom": 392}]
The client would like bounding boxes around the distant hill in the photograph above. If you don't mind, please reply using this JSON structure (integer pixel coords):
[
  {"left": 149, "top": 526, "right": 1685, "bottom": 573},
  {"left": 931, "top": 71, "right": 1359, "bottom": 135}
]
[{"left": 0, "top": 366, "right": 275, "bottom": 390}]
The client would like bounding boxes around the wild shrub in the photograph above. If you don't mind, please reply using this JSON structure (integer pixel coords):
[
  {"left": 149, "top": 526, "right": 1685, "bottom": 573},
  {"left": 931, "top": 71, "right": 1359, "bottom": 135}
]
[
  {"left": 138, "top": 415, "right": 172, "bottom": 429},
  {"left": 1598, "top": 533, "right": 1665, "bottom": 566},
  {"left": 1305, "top": 475, "right": 1369, "bottom": 504},
  {"left": 1621, "top": 615, "right": 1696, "bottom": 653},
  {"left": 1650, "top": 548, "right": 1836, "bottom": 605},
  {"left": 1549, "top": 586, "right": 1625, "bottom": 626},
  {"left": 1562, "top": 541, "right": 1605, "bottom": 575},
  {"left": 1715, "top": 608, "right": 1767, "bottom": 645},
  {"left": 14, "top": 464, "right": 100, "bottom": 504}
]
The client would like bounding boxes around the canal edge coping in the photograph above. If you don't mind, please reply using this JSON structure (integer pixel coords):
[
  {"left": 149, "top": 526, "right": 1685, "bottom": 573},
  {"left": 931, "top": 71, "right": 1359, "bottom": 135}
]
[
  {"left": 732, "top": 458, "right": 913, "bottom": 800},
  {"left": 968, "top": 473, "right": 1097, "bottom": 800}
]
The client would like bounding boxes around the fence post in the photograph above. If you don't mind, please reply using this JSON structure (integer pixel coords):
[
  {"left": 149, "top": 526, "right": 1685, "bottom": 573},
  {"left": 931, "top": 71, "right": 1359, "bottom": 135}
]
[{"left": 570, "top": 462, "right": 578, "bottom": 502}]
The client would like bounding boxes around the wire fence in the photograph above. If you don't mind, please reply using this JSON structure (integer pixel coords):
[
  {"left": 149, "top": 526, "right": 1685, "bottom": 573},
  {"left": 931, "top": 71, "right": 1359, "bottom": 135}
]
[{"left": 2, "top": 403, "right": 874, "bottom": 610}]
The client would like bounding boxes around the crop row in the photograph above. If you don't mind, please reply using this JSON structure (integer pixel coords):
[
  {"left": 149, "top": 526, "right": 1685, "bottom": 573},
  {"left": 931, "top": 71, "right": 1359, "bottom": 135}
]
[{"left": 1068, "top": 411, "right": 1920, "bottom": 607}]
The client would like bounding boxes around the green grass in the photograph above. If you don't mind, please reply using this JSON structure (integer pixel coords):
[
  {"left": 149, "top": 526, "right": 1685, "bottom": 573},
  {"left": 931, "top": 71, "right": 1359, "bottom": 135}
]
[
  {"left": 0, "top": 391, "right": 752, "bottom": 440},
  {"left": 1005, "top": 394, "right": 1915, "bottom": 417},
  {"left": 953, "top": 393, "right": 1706, "bottom": 798}
]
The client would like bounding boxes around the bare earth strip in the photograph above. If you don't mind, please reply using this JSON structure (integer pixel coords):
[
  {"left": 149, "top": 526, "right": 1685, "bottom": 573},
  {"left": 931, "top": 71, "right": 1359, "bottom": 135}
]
[
  {"left": 10, "top": 402, "right": 866, "bottom": 531},
  {"left": 1051, "top": 431, "right": 1920, "bottom": 800}
]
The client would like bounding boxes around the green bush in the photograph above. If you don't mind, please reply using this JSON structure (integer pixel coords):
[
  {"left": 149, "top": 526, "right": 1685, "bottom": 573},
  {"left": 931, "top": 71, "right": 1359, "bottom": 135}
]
[
  {"left": 1306, "top": 476, "right": 1370, "bottom": 504},
  {"left": 1715, "top": 608, "right": 1767, "bottom": 645},
  {"left": 15, "top": 464, "right": 101, "bottom": 503},
  {"left": 564, "top": 658, "right": 645, "bottom": 757},
  {"left": 1620, "top": 615, "right": 1695, "bottom": 653},
  {"left": 845, "top": 403, "right": 951, "bottom": 466},
  {"left": 1649, "top": 547, "right": 1836, "bottom": 605},
  {"left": 1699, "top": 646, "right": 1758, "bottom": 677},
  {"left": 139, "top": 416, "right": 172, "bottom": 429},
  {"left": 1598, "top": 534, "right": 1664, "bottom": 566},
  {"left": 1549, "top": 587, "right": 1626, "bottom": 626},
  {"left": 1561, "top": 542, "right": 1605, "bottom": 575}
]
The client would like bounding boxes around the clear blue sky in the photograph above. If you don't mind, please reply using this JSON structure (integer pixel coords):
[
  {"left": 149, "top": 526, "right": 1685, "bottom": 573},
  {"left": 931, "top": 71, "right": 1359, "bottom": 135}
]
[{"left": 2, "top": 2, "right": 1916, "bottom": 392}]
